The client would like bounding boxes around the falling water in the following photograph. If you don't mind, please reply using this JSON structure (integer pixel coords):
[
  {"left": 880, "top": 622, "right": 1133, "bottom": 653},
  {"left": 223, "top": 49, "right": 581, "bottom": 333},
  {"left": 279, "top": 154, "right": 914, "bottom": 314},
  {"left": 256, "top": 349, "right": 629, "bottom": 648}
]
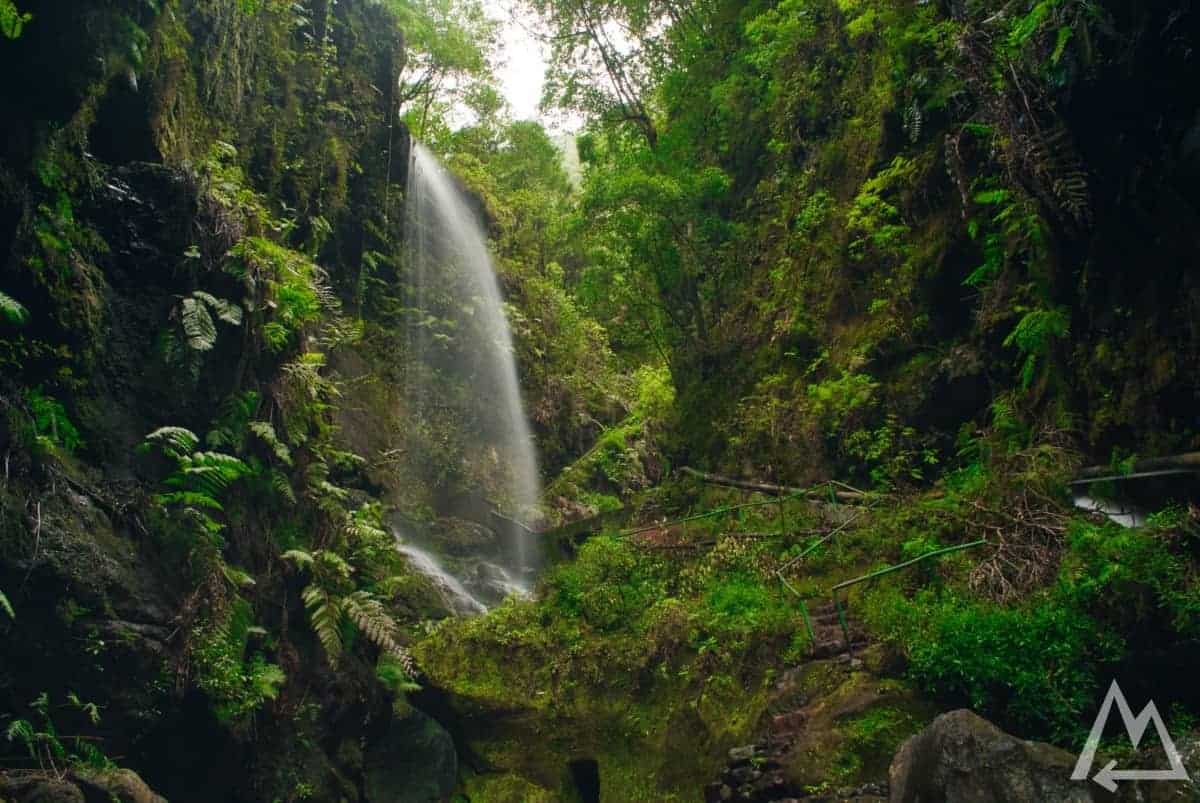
[
  {"left": 395, "top": 540, "right": 488, "bottom": 616},
  {"left": 402, "top": 142, "right": 542, "bottom": 601}
]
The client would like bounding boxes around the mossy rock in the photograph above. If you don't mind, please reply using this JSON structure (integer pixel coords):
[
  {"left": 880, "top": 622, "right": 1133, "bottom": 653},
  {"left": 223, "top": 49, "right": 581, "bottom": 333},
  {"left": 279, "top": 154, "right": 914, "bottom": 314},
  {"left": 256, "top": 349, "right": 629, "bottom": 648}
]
[
  {"left": 780, "top": 668, "right": 936, "bottom": 790},
  {"left": 460, "top": 772, "right": 557, "bottom": 803}
]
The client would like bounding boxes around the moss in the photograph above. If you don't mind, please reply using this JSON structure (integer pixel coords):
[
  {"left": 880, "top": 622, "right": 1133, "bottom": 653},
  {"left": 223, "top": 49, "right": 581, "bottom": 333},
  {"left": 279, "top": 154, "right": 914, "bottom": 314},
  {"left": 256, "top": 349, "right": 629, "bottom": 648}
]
[{"left": 461, "top": 772, "right": 558, "bottom": 803}]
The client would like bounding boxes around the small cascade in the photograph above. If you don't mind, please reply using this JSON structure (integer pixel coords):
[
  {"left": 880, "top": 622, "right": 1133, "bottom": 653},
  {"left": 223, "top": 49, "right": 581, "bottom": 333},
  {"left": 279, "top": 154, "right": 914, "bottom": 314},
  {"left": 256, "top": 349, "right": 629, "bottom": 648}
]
[
  {"left": 399, "top": 141, "right": 542, "bottom": 608},
  {"left": 395, "top": 538, "right": 488, "bottom": 616}
]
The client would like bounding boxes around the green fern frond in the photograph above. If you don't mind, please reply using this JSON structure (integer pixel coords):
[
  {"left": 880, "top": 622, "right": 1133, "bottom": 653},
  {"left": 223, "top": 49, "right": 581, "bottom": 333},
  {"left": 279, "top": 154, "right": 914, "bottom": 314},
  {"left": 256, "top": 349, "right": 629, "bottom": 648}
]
[
  {"left": 221, "top": 564, "right": 257, "bottom": 589},
  {"left": 250, "top": 661, "right": 286, "bottom": 700},
  {"left": 143, "top": 426, "right": 200, "bottom": 457},
  {"left": 0, "top": 290, "right": 29, "bottom": 325},
  {"left": 193, "top": 290, "right": 244, "bottom": 326},
  {"left": 282, "top": 549, "right": 315, "bottom": 568},
  {"left": 155, "top": 490, "right": 225, "bottom": 511},
  {"left": 270, "top": 469, "right": 297, "bottom": 503},
  {"left": 207, "top": 391, "right": 260, "bottom": 450},
  {"left": 342, "top": 591, "right": 400, "bottom": 654},
  {"left": 5, "top": 719, "right": 34, "bottom": 751},
  {"left": 180, "top": 296, "right": 217, "bottom": 351},
  {"left": 249, "top": 420, "right": 293, "bottom": 466},
  {"left": 0, "top": 589, "right": 13, "bottom": 619},
  {"left": 301, "top": 585, "right": 344, "bottom": 666},
  {"left": 314, "top": 550, "right": 354, "bottom": 579}
]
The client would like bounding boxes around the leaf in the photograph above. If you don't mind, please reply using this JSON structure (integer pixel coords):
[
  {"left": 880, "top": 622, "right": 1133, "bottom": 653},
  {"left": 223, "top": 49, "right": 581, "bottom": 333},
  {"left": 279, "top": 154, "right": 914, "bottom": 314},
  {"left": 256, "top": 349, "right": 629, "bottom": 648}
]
[
  {"left": 180, "top": 296, "right": 217, "bottom": 351},
  {"left": 194, "top": 290, "right": 244, "bottom": 326},
  {"left": 0, "top": 290, "right": 29, "bottom": 325},
  {"left": 221, "top": 563, "right": 257, "bottom": 588},
  {"left": 282, "top": 549, "right": 315, "bottom": 568},
  {"left": 0, "top": 589, "right": 13, "bottom": 620},
  {"left": 144, "top": 426, "right": 200, "bottom": 456}
]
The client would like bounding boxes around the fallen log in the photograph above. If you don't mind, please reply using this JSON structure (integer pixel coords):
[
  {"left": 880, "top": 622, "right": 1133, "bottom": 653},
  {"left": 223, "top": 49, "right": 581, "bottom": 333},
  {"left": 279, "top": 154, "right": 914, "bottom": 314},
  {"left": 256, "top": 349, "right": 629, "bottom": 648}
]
[
  {"left": 1073, "top": 452, "right": 1200, "bottom": 484},
  {"left": 679, "top": 466, "right": 866, "bottom": 503}
]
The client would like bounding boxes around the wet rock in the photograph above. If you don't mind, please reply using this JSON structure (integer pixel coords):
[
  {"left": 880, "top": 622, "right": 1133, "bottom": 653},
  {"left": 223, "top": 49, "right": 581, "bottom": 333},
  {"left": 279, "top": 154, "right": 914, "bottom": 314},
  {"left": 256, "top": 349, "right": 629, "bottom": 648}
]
[
  {"left": 364, "top": 707, "right": 458, "bottom": 802},
  {"left": 888, "top": 709, "right": 1108, "bottom": 802},
  {"left": 436, "top": 517, "right": 497, "bottom": 555}
]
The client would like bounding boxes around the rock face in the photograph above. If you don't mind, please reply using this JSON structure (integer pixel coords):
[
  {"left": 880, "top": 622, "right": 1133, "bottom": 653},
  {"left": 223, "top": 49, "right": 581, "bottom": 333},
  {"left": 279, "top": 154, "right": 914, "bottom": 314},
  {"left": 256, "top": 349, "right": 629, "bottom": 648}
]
[
  {"left": 888, "top": 710, "right": 1107, "bottom": 803},
  {"left": 363, "top": 708, "right": 458, "bottom": 803}
]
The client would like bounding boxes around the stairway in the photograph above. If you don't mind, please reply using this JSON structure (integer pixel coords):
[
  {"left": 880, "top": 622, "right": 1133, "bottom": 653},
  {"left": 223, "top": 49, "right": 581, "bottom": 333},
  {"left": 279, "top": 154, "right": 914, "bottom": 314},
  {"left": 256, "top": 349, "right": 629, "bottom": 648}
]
[{"left": 805, "top": 600, "right": 870, "bottom": 660}]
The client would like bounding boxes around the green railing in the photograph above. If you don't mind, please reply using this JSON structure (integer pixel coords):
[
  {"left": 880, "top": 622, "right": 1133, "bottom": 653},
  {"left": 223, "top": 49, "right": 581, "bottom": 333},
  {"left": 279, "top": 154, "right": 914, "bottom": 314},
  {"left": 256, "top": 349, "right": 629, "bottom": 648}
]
[
  {"left": 618, "top": 491, "right": 809, "bottom": 538},
  {"left": 830, "top": 539, "right": 988, "bottom": 647}
]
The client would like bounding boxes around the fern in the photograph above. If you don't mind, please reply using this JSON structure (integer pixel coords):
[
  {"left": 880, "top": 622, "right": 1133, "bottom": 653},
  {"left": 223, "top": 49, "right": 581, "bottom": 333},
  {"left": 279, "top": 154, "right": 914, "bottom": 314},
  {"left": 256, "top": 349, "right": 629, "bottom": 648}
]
[
  {"left": 343, "top": 591, "right": 402, "bottom": 656},
  {"left": 221, "top": 564, "right": 257, "bottom": 589},
  {"left": 156, "top": 490, "right": 225, "bottom": 511},
  {"left": 0, "top": 290, "right": 29, "bottom": 325},
  {"left": 1004, "top": 306, "right": 1070, "bottom": 388},
  {"left": 301, "top": 584, "right": 344, "bottom": 664},
  {"left": 207, "top": 391, "right": 261, "bottom": 451},
  {"left": 5, "top": 719, "right": 35, "bottom": 754},
  {"left": 193, "top": 290, "right": 244, "bottom": 326},
  {"left": 249, "top": 420, "right": 293, "bottom": 466},
  {"left": 143, "top": 426, "right": 200, "bottom": 457},
  {"left": 180, "top": 296, "right": 218, "bottom": 351},
  {"left": 270, "top": 468, "right": 297, "bottom": 503},
  {"left": 0, "top": 589, "right": 13, "bottom": 620},
  {"left": 281, "top": 549, "right": 316, "bottom": 568}
]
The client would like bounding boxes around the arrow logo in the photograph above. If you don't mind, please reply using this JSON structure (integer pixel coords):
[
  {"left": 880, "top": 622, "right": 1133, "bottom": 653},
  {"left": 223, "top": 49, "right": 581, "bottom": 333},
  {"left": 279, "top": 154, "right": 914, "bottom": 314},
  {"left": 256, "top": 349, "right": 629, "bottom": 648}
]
[{"left": 1071, "top": 680, "right": 1191, "bottom": 791}]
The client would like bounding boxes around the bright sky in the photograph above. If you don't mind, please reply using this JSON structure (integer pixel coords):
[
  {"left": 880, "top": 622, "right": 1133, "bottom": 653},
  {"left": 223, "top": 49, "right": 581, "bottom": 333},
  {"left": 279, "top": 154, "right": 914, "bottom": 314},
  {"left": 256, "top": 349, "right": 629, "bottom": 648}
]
[{"left": 483, "top": 0, "right": 550, "bottom": 123}]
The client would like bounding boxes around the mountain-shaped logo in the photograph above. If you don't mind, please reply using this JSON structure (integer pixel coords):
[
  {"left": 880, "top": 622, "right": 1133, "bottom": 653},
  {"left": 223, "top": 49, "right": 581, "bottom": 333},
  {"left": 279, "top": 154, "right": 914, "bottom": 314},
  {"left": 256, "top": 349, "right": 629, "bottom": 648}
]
[{"left": 1071, "top": 679, "right": 1191, "bottom": 792}]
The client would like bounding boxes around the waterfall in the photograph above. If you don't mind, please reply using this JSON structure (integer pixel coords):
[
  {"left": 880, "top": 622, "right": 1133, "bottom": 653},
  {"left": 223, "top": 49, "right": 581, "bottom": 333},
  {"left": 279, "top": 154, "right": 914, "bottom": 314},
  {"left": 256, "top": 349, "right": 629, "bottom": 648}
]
[{"left": 400, "top": 142, "right": 542, "bottom": 606}]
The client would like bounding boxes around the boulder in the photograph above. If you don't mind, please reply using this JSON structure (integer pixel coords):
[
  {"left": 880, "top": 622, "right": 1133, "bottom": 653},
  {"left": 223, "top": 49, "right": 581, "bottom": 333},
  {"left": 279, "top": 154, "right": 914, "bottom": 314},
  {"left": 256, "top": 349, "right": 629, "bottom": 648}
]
[
  {"left": 888, "top": 709, "right": 1108, "bottom": 803},
  {"left": 0, "top": 769, "right": 165, "bottom": 803}
]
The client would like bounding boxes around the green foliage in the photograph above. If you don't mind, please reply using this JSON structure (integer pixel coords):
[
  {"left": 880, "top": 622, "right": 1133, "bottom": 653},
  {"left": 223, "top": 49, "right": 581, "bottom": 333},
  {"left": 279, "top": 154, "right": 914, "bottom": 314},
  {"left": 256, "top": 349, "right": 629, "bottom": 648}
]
[
  {"left": 0, "top": 589, "right": 13, "bottom": 620},
  {"left": 4, "top": 692, "right": 114, "bottom": 773},
  {"left": 0, "top": 290, "right": 29, "bottom": 325},
  {"left": 191, "top": 600, "right": 286, "bottom": 725},
  {"left": 24, "top": 388, "right": 83, "bottom": 454},
  {"left": 0, "top": 0, "right": 30, "bottom": 39},
  {"left": 142, "top": 426, "right": 251, "bottom": 540},
  {"left": 865, "top": 585, "right": 1117, "bottom": 744},
  {"left": 807, "top": 372, "right": 878, "bottom": 432},
  {"left": 1003, "top": 306, "right": 1070, "bottom": 389},
  {"left": 284, "top": 538, "right": 415, "bottom": 674},
  {"left": 547, "top": 536, "right": 659, "bottom": 632}
]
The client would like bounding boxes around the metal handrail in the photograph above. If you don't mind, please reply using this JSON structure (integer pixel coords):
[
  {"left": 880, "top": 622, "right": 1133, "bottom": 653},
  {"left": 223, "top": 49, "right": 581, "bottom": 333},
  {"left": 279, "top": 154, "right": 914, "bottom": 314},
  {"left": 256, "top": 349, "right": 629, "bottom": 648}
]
[
  {"left": 618, "top": 491, "right": 809, "bottom": 537},
  {"left": 831, "top": 539, "right": 988, "bottom": 646}
]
